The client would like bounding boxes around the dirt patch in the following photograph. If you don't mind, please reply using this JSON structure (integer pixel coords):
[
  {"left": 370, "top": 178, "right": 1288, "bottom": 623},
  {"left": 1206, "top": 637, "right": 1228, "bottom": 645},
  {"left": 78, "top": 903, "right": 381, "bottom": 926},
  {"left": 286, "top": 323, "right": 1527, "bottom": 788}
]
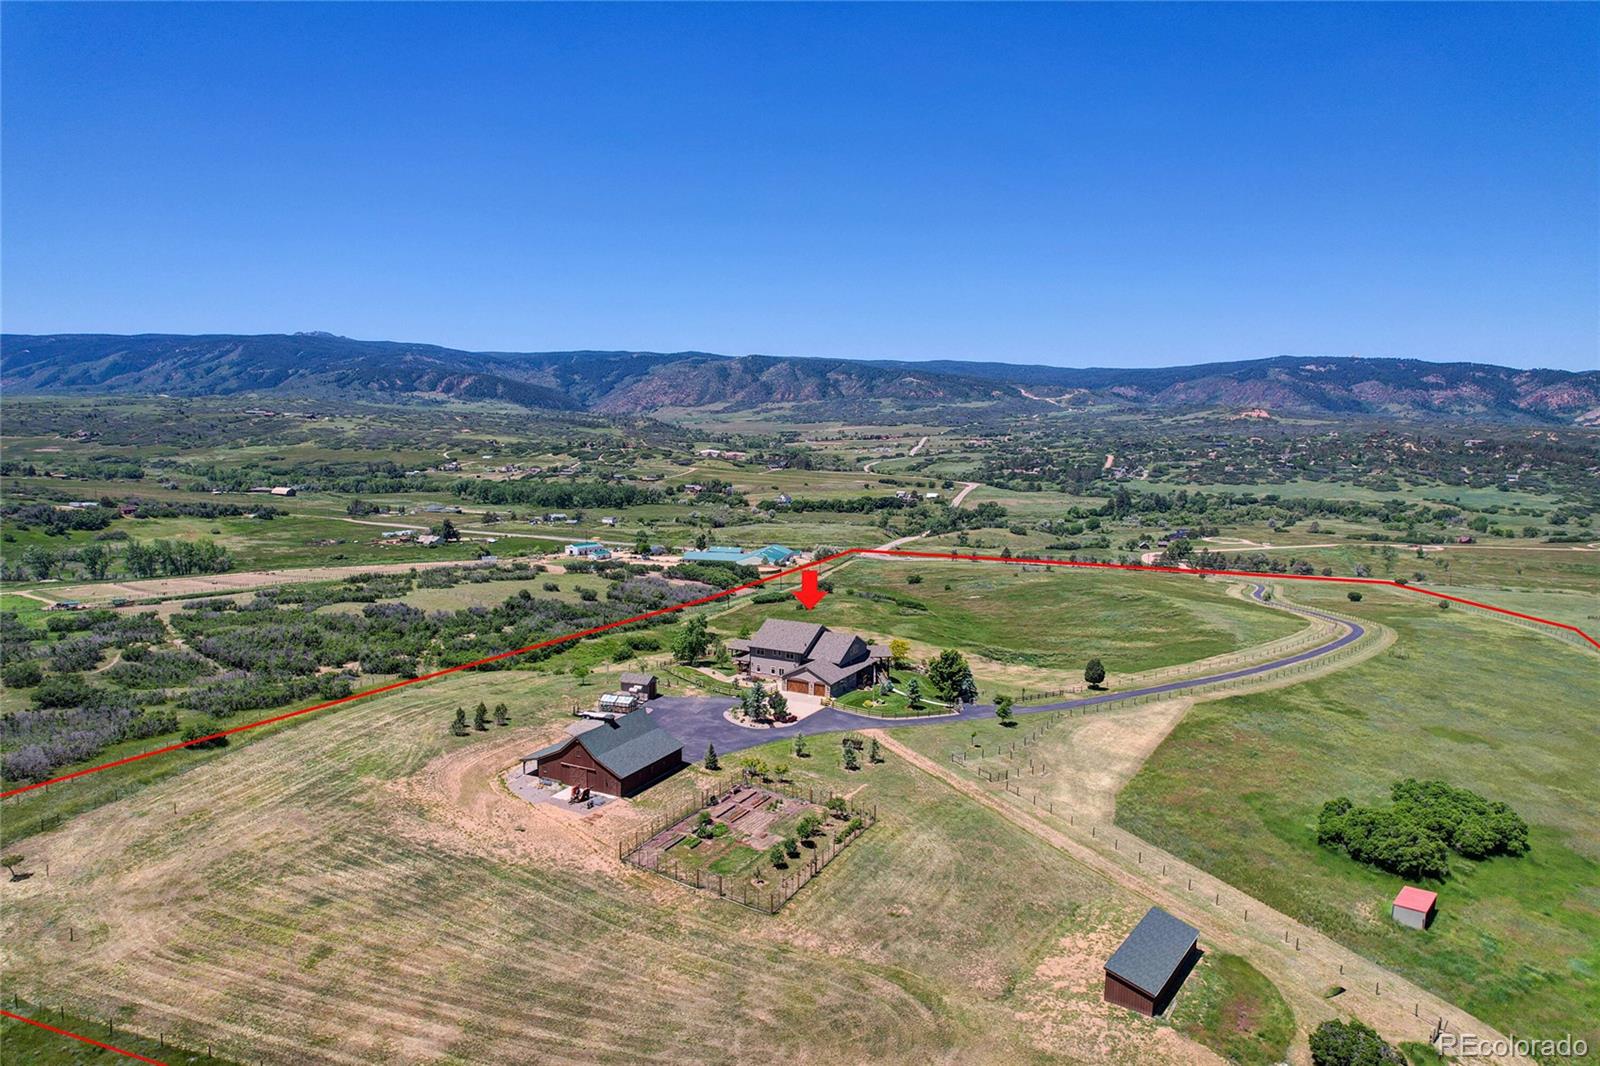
[
  {"left": 33, "top": 559, "right": 491, "bottom": 606},
  {"left": 382, "top": 732, "right": 638, "bottom": 878}
]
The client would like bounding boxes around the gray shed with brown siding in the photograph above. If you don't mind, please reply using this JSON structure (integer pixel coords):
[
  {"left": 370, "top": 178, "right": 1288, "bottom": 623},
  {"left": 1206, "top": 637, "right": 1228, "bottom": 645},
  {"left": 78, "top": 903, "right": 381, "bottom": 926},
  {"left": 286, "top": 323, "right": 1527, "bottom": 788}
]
[{"left": 1103, "top": 907, "right": 1201, "bottom": 1017}]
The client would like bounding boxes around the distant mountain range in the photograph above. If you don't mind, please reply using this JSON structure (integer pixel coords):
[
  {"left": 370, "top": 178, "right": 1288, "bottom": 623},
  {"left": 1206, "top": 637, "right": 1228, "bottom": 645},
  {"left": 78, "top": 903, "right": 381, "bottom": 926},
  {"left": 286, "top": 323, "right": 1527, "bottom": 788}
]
[{"left": 2, "top": 333, "right": 1596, "bottom": 424}]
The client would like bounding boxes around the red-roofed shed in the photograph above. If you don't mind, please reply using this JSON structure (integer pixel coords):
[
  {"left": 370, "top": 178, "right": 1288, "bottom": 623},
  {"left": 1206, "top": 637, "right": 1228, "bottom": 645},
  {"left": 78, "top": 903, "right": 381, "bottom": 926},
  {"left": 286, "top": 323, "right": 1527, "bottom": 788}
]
[{"left": 1392, "top": 886, "right": 1437, "bottom": 930}]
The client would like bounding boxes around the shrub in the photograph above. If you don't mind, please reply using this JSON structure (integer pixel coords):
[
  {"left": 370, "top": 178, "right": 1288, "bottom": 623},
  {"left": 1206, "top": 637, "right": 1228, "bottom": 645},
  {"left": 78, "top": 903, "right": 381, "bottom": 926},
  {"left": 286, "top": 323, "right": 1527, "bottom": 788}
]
[
  {"left": 1308, "top": 1019, "right": 1403, "bottom": 1066},
  {"left": 2, "top": 660, "right": 44, "bottom": 688},
  {"left": 181, "top": 719, "right": 230, "bottom": 749}
]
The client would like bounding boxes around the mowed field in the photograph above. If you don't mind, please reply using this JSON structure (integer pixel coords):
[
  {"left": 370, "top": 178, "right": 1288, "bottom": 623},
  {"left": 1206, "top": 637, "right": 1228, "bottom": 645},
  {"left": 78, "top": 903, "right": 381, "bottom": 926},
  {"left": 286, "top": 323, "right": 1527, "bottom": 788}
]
[
  {"left": 713, "top": 559, "right": 1308, "bottom": 691},
  {"left": 1116, "top": 581, "right": 1600, "bottom": 1057},
  {"left": 0, "top": 663, "right": 1248, "bottom": 1066}
]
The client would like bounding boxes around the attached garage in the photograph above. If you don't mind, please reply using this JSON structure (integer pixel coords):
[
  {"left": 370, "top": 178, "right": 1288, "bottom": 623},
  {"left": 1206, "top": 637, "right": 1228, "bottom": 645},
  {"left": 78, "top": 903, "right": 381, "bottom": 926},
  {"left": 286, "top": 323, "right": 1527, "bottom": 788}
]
[{"left": 785, "top": 678, "right": 810, "bottom": 694}]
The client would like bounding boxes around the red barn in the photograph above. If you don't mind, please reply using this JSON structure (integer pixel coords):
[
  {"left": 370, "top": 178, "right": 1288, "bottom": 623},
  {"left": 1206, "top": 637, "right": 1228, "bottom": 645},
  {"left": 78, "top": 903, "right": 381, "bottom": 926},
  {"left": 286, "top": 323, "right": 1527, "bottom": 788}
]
[{"left": 520, "top": 711, "right": 683, "bottom": 797}]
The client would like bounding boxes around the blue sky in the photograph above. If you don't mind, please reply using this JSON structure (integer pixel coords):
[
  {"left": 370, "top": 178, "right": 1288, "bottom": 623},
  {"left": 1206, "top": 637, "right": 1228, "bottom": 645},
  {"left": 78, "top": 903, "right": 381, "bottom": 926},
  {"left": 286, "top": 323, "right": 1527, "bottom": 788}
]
[{"left": 3, "top": 3, "right": 1595, "bottom": 370}]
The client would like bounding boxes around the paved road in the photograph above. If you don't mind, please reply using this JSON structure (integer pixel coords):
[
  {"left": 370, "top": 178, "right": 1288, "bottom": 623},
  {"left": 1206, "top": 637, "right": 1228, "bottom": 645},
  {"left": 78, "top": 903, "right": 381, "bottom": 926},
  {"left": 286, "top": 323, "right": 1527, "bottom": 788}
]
[{"left": 647, "top": 585, "right": 1365, "bottom": 757}]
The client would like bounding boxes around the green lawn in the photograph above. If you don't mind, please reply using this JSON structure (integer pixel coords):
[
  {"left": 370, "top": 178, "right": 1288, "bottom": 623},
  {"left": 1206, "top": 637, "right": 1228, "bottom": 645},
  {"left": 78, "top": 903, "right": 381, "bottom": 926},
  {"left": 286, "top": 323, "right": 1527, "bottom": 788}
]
[
  {"left": 1118, "top": 587, "right": 1600, "bottom": 1057},
  {"left": 1165, "top": 953, "right": 1295, "bottom": 1066},
  {"left": 713, "top": 559, "right": 1307, "bottom": 684}
]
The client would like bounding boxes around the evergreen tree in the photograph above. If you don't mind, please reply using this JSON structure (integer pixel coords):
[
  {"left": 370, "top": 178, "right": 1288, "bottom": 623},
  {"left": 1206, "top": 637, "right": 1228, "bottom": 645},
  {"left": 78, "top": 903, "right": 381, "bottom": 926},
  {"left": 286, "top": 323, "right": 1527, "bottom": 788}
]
[
  {"left": 906, "top": 677, "right": 924, "bottom": 711},
  {"left": 869, "top": 738, "right": 883, "bottom": 763},
  {"left": 451, "top": 707, "right": 468, "bottom": 736},
  {"left": 474, "top": 704, "right": 489, "bottom": 731},
  {"left": 705, "top": 742, "right": 720, "bottom": 770},
  {"left": 1084, "top": 658, "right": 1107, "bottom": 688},
  {"left": 494, "top": 702, "right": 510, "bottom": 726}
]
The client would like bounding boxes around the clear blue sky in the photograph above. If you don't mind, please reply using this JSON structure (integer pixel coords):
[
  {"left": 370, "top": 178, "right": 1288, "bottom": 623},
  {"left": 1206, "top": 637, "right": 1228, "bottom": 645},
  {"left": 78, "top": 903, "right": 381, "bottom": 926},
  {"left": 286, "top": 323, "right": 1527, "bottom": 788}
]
[{"left": 3, "top": 3, "right": 1596, "bottom": 370}]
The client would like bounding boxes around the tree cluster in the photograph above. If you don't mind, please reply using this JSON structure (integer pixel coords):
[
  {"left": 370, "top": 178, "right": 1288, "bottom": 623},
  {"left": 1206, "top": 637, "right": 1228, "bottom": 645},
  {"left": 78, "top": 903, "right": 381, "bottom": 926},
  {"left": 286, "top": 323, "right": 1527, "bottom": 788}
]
[{"left": 1317, "top": 778, "right": 1529, "bottom": 880}]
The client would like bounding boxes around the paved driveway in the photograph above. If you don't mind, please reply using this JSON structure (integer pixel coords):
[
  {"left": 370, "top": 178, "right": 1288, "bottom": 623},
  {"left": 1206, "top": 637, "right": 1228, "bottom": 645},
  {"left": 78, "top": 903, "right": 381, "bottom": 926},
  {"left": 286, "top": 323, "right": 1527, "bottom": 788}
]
[{"left": 645, "top": 584, "right": 1365, "bottom": 758}]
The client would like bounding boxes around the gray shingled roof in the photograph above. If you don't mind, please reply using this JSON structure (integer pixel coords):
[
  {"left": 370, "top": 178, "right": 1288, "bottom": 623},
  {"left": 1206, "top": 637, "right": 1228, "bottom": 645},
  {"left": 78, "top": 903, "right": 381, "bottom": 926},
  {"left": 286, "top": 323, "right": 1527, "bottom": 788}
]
[
  {"left": 526, "top": 711, "right": 682, "bottom": 779},
  {"left": 748, "top": 619, "right": 825, "bottom": 656},
  {"left": 809, "top": 630, "right": 866, "bottom": 668},
  {"left": 788, "top": 658, "right": 865, "bottom": 684},
  {"left": 619, "top": 672, "right": 657, "bottom": 687},
  {"left": 1104, "top": 908, "right": 1199, "bottom": 997}
]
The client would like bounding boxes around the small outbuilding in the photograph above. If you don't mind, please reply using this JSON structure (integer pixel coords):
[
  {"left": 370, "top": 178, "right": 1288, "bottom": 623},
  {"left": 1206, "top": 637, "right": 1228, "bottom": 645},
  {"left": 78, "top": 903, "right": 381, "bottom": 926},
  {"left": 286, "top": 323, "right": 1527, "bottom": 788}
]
[
  {"left": 594, "top": 691, "right": 644, "bottom": 716},
  {"left": 619, "top": 672, "right": 658, "bottom": 700},
  {"left": 1391, "top": 886, "right": 1437, "bottom": 930},
  {"left": 520, "top": 710, "right": 683, "bottom": 797},
  {"left": 1103, "top": 907, "right": 1201, "bottom": 1017}
]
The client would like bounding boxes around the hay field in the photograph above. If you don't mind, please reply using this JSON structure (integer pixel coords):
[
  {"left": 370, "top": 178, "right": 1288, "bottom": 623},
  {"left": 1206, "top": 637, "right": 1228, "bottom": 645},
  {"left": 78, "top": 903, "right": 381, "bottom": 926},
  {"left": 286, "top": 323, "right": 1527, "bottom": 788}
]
[{"left": 0, "top": 665, "right": 1231, "bottom": 1065}]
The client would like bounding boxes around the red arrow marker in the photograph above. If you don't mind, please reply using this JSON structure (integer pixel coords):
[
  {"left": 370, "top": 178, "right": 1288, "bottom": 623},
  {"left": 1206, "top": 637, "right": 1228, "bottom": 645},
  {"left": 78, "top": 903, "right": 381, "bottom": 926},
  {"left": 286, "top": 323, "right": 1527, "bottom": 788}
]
[{"left": 792, "top": 569, "right": 828, "bottom": 609}]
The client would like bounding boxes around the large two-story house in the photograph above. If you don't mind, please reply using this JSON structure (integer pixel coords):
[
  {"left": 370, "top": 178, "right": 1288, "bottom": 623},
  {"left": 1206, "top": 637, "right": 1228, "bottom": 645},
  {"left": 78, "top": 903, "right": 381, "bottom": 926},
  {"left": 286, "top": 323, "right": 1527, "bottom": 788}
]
[{"left": 726, "top": 619, "right": 890, "bottom": 697}]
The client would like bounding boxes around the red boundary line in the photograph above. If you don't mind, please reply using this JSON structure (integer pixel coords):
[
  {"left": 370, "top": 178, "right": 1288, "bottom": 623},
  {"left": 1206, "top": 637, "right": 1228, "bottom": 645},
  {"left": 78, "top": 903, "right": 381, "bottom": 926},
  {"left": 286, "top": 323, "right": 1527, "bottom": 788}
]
[
  {"left": 1, "top": 1008, "right": 169, "bottom": 1065},
  {"left": 3, "top": 548, "right": 1594, "bottom": 803},
  {"left": 4, "top": 550, "right": 1598, "bottom": 1066}
]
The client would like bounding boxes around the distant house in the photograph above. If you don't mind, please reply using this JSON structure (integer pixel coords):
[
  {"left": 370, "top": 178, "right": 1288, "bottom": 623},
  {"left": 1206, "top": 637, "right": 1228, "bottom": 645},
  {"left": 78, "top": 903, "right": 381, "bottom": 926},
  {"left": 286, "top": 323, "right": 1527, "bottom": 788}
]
[
  {"left": 600, "top": 516, "right": 619, "bottom": 527},
  {"left": 545, "top": 512, "right": 569, "bottom": 522},
  {"left": 619, "top": 672, "right": 658, "bottom": 700},
  {"left": 725, "top": 620, "right": 889, "bottom": 697},
  {"left": 519, "top": 711, "right": 684, "bottom": 797},
  {"left": 1456, "top": 535, "right": 1476, "bottom": 545},
  {"left": 416, "top": 534, "right": 442, "bottom": 547},
  {"left": 1392, "top": 886, "right": 1437, "bottom": 930},
  {"left": 269, "top": 486, "right": 296, "bottom": 497},
  {"left": 773, "top": 493, "right": 793, "bottom": 506},
  {"left": 1103, "top": 907, "right": 1201, "bottom": 1017},
  {"left": 565, "top": 541, "right": 606, "bottom": 558}
]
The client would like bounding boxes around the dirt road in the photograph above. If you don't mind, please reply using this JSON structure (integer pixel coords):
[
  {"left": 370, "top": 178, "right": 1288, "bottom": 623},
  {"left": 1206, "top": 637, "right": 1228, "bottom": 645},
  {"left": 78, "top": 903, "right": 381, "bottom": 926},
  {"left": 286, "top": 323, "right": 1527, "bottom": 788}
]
[{"left": 17, "top": 559, "right": 497, "bottom": 606}]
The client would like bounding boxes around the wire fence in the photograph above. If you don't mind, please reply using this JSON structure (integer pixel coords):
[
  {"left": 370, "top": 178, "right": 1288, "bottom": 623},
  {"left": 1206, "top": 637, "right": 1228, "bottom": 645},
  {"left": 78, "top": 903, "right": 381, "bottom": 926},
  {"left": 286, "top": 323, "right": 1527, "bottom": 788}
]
[
  {"left": 619, "top": 775, "right": 877, "bottom": 914},
  {"left": 941, "top": 737, "right": 1506, "bottom": 1059}
]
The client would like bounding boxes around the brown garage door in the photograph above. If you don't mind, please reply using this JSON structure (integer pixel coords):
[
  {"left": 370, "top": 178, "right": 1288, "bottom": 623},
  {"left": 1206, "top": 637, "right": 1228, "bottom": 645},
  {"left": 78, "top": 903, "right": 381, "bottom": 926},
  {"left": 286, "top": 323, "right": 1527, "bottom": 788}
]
[
  {"left": 812, "top": 682, "right": 827, "bottom": 696},
  {"left": 785, "top": 678, "right": 810, "bottom": 693}
]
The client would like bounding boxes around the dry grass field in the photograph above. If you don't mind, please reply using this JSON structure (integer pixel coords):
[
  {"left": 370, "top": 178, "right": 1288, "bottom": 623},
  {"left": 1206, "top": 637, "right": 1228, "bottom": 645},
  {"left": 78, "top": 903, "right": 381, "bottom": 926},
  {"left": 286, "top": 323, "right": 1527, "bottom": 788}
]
[{"left": 0, "top": 664, "right": 1239, "bottom": 1065}]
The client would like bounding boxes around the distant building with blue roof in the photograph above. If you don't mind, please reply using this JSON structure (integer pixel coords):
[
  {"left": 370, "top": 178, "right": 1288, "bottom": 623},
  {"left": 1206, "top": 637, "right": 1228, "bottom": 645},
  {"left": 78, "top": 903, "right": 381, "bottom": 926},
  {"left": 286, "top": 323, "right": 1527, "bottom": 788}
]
[{"left": 681, "top": 544, "right": 799, "bottom": 567}]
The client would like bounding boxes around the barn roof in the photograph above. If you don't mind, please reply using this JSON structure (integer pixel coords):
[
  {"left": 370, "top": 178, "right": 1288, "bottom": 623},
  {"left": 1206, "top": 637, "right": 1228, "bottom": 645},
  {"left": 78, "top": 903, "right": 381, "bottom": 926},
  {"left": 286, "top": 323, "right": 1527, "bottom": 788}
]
[
  {"left": 1393, "top": 886, "right": 1438, "bottom": 912},
  {"left": 529, "top": 710, "right": 682, "bottom": 780},
  {"left": 619, "top": 672, "right": 657, "bottom": 686},
  {"left": 1104, "top": 907, "right": 1199, "bottom": 998}
]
